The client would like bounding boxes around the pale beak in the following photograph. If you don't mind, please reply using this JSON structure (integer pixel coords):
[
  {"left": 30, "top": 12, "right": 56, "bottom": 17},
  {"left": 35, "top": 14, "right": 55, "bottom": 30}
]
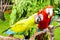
[{"left": 48, "top": 15, "right": 50, "bottom": 18}]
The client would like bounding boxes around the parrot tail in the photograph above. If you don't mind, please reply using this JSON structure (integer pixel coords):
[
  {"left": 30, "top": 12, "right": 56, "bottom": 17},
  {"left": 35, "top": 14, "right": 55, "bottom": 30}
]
[{"left": 2, "top": 27, "right": 11, "bottom": 33}]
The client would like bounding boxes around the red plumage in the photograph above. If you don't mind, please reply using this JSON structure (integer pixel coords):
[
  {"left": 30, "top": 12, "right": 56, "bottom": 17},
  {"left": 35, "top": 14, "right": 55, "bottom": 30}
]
[
  {"left": 38, "top": 6, "right": 53, "bottom": 30},
  {"left": 36, "top": 6, "right": 54, "bottom": 40}
]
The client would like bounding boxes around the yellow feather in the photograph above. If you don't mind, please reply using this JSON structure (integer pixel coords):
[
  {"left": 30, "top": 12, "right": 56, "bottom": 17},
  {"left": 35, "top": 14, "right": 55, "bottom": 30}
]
[{"left": 10, "top": 13, "right": 37, "bottom": 33}]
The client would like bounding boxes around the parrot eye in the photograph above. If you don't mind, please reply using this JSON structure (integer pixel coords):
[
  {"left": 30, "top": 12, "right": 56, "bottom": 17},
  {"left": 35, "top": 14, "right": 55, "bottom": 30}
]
[
  {"left": 46, "top": 8, "right": 53, "bottom": 16},
  {"left": 39, "top": 14, "right": 43, "bottom": 21},
  {"left": 48, "top": 12, "right": 50, "bottom": 15}
]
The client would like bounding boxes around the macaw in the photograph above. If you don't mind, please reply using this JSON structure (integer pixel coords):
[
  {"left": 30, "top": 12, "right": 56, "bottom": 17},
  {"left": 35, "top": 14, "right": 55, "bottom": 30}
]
[
  {"left": 36, "top": 6, "right": 54, "bottom": 40},
  {"left": 37, "top": 6, "right": 54, "bottom": 30},
  {"left": 5, "top": 13, "right": 38, "bottom": 38}
]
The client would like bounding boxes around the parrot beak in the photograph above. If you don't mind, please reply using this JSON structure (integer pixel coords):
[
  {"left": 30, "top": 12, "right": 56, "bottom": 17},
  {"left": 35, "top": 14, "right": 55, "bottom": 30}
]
[{"left": 48, "top": 15, "right": 50, "bottom": 18}]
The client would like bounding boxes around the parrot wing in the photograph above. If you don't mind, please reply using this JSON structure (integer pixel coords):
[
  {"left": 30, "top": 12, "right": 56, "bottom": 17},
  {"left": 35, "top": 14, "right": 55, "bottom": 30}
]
[{"left": 9, "top": 13, "right": 37, "bottom": 33}]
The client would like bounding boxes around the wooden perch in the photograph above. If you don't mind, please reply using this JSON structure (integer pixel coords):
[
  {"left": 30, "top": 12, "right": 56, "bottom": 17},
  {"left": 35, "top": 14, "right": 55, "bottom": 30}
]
[
  {"left": 48, "top": 24, "right": 60, "bottom": 30},
  {"left": 54, "top": 24, "right": 60, "bottom": 29},
  {"left": 29, "top": 28, "right": 48, "bottom": 40},
  {"left": 29, "top": 31, "right": 43, "bottom": 40},
  {"left": 48, "top": 24, "right": 60, "bottom": 40},
  {"left": 29, "top": 24, "right": 60, "bottom": 40},
  {"left": 0, "top": 36, "right": 21, "bottom": 40}
]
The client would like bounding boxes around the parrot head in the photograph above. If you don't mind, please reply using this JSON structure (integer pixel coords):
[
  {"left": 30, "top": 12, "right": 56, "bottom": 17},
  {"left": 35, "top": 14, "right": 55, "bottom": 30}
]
[{"left": 45, "top": 6, "right": 54, "bottom": 18}]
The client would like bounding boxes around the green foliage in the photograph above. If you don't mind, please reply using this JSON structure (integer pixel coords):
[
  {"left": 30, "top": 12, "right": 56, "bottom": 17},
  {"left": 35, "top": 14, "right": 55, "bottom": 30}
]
[
  {"left": 10, "top": 8, "right": 17, "bottom": 25},
  {"left": 0, "top": 14, "right": 10, "bottom": 36},
  {"left": 10, "top": 0, "right": 50, "bottom": 25}
]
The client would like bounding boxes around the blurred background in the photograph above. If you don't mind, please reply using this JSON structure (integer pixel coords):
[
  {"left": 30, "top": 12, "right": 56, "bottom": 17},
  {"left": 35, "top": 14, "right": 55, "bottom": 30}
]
[{"left": 0, "top": 0, "right": 60, "bottom": 40}]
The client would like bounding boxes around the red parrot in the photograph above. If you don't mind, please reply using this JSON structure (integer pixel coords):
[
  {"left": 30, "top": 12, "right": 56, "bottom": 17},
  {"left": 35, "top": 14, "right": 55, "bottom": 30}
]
[
  {"left": 36, "top": 6, "right": 54, "bottom": 40},
  {"left": 37, "top": 6, "right": 54, "bottom": 30}
]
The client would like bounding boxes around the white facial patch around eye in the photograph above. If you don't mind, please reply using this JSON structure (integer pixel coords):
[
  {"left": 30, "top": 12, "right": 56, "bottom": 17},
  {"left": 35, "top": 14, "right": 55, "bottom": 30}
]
[
  {"left": 46, "top": 8, "right": 49, "bottom": 14},
  {"left": 46, "top": 8, "right": 53, "bottom": 16},
  {"left": 34, "top": 14, "right": 39, "bottom": 22},
  {"left": 39, "top": 14, "right": 43, "bottom": 21},
  {"left": 34, "top": 14, "right": 43, "bottom": 23},
  {"left": 49, "top": 8, "right": 53, "bottom": 16}
]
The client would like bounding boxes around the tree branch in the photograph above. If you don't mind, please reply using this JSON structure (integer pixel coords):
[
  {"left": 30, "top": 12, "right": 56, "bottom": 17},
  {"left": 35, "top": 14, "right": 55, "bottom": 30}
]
[{"left": 0, "top": 36, "right": 21, "bottom": 40}]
